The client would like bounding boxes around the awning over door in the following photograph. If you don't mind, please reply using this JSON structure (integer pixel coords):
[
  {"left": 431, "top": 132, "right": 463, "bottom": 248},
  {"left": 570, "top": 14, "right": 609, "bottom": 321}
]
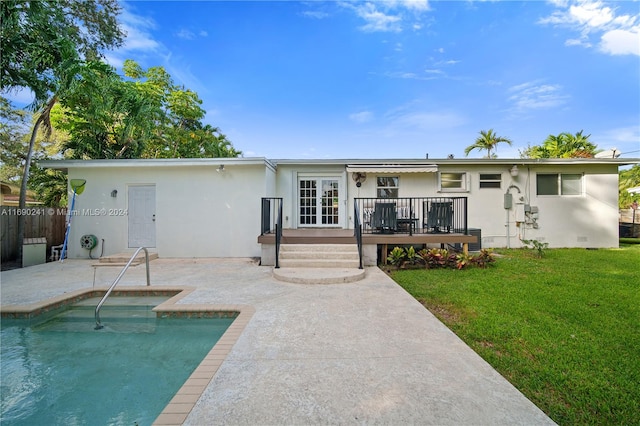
[{"left": 346, "top": 164, "right": 438, "bottom": 173}]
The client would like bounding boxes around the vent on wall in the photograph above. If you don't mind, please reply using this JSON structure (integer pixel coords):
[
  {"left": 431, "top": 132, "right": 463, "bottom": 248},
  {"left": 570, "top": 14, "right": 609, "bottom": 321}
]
[{"left": 577, "top": 236, "right": 588, "bottom": 242}]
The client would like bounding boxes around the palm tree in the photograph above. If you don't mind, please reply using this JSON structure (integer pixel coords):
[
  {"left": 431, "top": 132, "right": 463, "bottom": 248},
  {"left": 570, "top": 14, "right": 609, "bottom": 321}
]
[
  {"left": 524, "top": 130, "right": 597, "bottom": 159},
  {"left": 464, "top": 129, "right": 512, "bottom": 158}
]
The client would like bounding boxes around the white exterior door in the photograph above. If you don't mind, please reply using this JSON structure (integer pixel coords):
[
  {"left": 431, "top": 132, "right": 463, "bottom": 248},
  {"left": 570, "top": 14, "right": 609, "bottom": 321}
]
[
  {"left": 128, "top": 185, "right": 156, "bottom": 248},
  {"left": 298, "top": 177, "right": 341, "bottom": 227}
]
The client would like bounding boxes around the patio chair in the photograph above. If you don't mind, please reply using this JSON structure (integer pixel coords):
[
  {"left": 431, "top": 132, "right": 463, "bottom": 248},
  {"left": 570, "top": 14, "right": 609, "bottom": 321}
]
[
  {"left": 424, "top": 200, "right": 453, "bottom": 233},
  {"left": 371, "top": 202, "right": 397, "bottom": 233}
]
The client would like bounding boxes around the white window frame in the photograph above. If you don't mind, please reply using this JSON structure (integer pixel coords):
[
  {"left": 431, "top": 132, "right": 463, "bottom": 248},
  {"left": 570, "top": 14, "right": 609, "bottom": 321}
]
[
  {"left": 536, "top": 173, "right": 584, "bottom": 196},
  {"left": 438, "top": 172, "right": 469, "bottom": 193},
  {"left": 376, "top": 176, "right": 399, "bottom": 198}
]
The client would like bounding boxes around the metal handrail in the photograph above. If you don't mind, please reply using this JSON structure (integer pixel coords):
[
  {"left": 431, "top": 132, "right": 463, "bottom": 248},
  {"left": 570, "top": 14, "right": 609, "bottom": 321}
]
[
  {"left": 274, "top": 200, "right": 283, "bottom": 269},
  {"left": 354, "top": 200, "right": 363, "bottom": 269},
  {"left": 94, "top": 247, "right": 151, "bottom": 330}
]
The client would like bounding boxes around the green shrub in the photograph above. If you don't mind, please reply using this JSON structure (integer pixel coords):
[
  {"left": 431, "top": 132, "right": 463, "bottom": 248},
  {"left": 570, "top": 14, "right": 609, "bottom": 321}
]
[{"left": 521, "top": 238, "right": 549, "bottom": 257}]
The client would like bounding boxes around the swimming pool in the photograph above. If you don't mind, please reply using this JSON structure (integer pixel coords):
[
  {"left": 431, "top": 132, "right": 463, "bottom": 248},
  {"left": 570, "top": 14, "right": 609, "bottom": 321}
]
[{"left": 0, "top": 293, "right": 240, "bottom": 425}]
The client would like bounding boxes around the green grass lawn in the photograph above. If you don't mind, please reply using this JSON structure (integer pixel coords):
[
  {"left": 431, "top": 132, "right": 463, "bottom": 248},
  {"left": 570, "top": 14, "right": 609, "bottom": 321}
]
[{"left": 390, "top": 245, "right": 640, "bottom": 425}]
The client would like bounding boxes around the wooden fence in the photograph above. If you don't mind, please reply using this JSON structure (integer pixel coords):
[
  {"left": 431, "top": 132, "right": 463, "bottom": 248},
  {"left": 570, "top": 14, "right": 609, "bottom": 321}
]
[{"left": 1, "top": 206, "right": 67, "bottom": 262}]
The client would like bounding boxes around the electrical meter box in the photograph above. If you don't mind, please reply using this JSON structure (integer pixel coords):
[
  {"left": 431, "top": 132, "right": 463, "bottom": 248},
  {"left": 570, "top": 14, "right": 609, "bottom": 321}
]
[{"left": 504, "top": 193, "right": 513, "bottom": 209}]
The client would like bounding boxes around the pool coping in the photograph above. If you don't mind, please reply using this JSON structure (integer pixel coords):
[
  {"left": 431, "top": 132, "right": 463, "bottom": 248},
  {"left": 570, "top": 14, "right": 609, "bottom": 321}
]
[{"left": 0, "top": 286, "right": 255, "bottom": 426}]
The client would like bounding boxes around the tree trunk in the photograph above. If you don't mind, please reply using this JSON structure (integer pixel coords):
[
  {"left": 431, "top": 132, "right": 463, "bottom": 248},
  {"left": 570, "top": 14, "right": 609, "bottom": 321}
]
[{"left": 16, "top": 96, "right": 56, "bottom": 266}]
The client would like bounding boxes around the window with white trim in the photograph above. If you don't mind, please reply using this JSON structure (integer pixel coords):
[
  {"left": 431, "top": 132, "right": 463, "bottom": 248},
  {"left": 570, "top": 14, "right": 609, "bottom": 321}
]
[
  {"left": 438, "top": 172, "right": 468, "bottom": 192},
  {"left": 536, "top": 173, "right": 583, "bottom": 196},
  {"left": 377, "top": 176, "right": 398, "bottom": 198},
  {"left": 479, "top": 173, "right": 502, "bottom": 189}
]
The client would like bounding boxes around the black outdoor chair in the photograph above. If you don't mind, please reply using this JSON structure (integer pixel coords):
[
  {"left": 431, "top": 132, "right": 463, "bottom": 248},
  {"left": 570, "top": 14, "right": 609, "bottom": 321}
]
[
  {"left": 371, "top": 202, "right": 397, "bottom": 233},
  {"left": 424, "top": 200, "right": 453, "bottom": 233}
]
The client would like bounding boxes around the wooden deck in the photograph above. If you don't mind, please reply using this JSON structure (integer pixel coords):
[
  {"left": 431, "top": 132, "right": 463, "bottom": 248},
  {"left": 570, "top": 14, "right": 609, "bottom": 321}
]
[
  {"left": 258, "top": 229, "right": 356, "bottom": 245},
  {"left": 258, "top": 229, "right": 477, "bottom": 254}
]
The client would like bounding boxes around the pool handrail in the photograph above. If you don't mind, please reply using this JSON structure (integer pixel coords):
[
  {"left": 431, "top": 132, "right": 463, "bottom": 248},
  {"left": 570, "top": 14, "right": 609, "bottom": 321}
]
[{"left": 95, "top": 247, "right": 151, "bottom": 330}]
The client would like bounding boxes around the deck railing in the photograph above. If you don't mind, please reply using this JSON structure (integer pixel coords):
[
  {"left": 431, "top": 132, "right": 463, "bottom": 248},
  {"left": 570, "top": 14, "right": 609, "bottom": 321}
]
[
  {"left": 260, "top": 197, "right": 283, "bottom": 268},
  {"left": 354, "top": 197, "right": 468, "bottom": 235}
]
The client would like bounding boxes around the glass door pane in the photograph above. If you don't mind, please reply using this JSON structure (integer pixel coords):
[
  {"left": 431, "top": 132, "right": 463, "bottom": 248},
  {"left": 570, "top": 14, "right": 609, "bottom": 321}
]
[
  {"left": 321, "top": 179, "right": 339, "bottom": 225},
  {"left": 299, "top": 179, "right": 317, "bottom": 225}
]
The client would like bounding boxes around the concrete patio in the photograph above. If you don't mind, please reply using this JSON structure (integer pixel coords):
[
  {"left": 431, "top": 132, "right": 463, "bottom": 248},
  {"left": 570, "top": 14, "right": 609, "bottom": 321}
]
[{"left": 1, "top": 258, "right": 555, "bottom": 425}]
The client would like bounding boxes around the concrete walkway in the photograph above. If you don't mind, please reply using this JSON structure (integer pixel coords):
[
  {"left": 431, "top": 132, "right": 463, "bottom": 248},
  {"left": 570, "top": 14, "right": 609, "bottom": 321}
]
[{"left": 1, "top": 259, "right": 555, "bottom": 425}]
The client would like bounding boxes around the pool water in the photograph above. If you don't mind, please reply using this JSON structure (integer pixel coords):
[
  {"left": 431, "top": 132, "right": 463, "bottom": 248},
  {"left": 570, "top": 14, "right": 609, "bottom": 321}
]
[{"left": 0, "top": 300, "right": 234, "bottom": 426}]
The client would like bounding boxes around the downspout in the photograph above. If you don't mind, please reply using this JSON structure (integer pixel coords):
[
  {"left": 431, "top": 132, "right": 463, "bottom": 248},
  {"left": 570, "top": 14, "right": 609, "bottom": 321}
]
[{"left": 504, "top": 185, "right": 521, "bottom": 249}]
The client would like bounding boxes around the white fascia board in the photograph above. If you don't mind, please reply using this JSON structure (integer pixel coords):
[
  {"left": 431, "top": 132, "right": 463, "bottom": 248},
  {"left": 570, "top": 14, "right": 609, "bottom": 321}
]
[
  {"left": 270, "top": 158, "right": 640, "bottom": 167},
  {"left": 39, "top": 157, "right": 275, "bottom": 171}
]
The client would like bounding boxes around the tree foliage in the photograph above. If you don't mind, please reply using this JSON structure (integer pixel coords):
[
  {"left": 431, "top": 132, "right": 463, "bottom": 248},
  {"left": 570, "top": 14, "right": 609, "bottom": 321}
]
[
  {"left": 2, "top": 0, "right": 124, "bottom": 265},
  {"left": 1, "top": 0, "right": 124, "bottom": 104},
  {"left": 464, "top": 129, "right": 512, "bottom": 158},
  {"left": 619, "top": 165, "right": 640, "bottom": 209},
  {"left": 521, "top": 131, "right": 597, "bottom": 159},
  {"left": 54, "top": 61, "right": 156, "bottom": 159},
  {"left": 55, "top": 59, "right": 242, "bottom": 159},
  {"left": 0, "top": 96, "right": 31, "bottom": 182}
]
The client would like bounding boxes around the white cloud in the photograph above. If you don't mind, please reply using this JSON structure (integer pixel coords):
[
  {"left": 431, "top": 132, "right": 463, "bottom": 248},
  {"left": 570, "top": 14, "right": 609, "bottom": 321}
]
[
  {"left": 349, "top": 111, "right": 374, "bottom": 123},
  {"left": 301, "top": 10, "right": 329, "bottom": 19},
  {"left": 508, "top": 81, "right": 570, "bottom": 111},
  {"left": 119, "top": 9, "right": 161, "bottom": 52},
  {"left": 565, "top": 37, "right": 591, "bottom": 47},
  {"left": 340, "top": 0, "right": 431, "bottom": 33},
  {"left": 539, "top": 0, "right": 640, "bottom": 56},
  {"left": 600, "top": 28, "right": 640, "bottom": 55},
  {"left": 383, "top": 102, "right": 466, "bottom": 131},
  {"left": 176, "top": 29, "right": 195, "bottom": 40},
  {"left": 356, "top": 4, "right": 402, "bottom": 33},
  {"left": 175, "top": 28, "right": 209, "bottom": 41}
]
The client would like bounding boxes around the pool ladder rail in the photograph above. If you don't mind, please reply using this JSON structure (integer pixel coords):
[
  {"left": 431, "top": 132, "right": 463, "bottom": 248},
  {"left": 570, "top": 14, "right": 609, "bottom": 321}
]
[{"left": 94, "top": 247, "right": 151, "bottom": 330}]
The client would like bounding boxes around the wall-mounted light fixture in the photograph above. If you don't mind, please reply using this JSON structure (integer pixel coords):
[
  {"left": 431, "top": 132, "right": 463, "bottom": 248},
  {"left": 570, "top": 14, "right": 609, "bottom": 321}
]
[
  {"left": 510, "top": 165, "right": 519, "bottom": 177},
  {"left": 217, "top": 164, "right": 225, "bottom": 173},
  {"left": 111, "top": 189, "right": 118, "bottom": 197}
]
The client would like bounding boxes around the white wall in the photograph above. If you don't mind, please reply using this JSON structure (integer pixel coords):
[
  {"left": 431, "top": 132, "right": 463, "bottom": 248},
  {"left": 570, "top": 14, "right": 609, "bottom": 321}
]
[
  {"left": 275, "top": 164, "right": 347, "bottom": 229},
  {"left": 66, "top": 163, "right": 269, "bottom": 259},
  {"left": 63, "top": 160, "right": 622, "bottom": 259},
  {"left": 344, "top": 164, "right": 621, "bottom": 249}
]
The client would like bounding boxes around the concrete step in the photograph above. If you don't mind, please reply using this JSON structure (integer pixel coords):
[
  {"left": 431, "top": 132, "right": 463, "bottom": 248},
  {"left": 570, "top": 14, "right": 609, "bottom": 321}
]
[
  {"left": 94, "top": 251, "right": 158, "bottom": 267},
  {"left": 274, "top": 244, "right": 363, "bottom": 283},
  {"left": 278, "top": 258, "right": 361, "bottom": 269},
  {"left": 273, "top": 267, "right": 366, "bottom": 284},
  {"left": 280, "top": 244, "right": 358, "bottom": 253},
  {"left": 279, "top": 250, "right": 360, "bottom": 260}
]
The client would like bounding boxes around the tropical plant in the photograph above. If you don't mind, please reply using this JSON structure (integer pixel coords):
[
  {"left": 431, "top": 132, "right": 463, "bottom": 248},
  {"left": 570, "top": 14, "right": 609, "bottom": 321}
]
[
  {"left": 464, "top": 129, "right": 512, "bottom": 158},
  {"left": 471, "top": 249, "right": 496, "bottom": 268},
  {"left": 1, "top": 0, "right": 124, "bottom": 103},
  {"left": 387, "top": 246, "right": 406, "bottom": 267},
  {"left": 619, "top": 165, "right": 640, "bottom": 209},
  {"left": 2, "top": 0, "right": 124, "bottom": 265},
  {"left": 455, "top": 252, "right": 471, "bottom": 270},
  {"left": 0, "top": 97, "right": 31, "bottom": 182},
  {"left": 55, "top": 60, "right": 158, "bottom": 159},
  {"left": 404, "top": 246, "right": 422, "bottom": 266},
  {"left": 418, "top": 248, "right": 455, "bottom": 269},
  {"left": 522, "top": 130, "right": 597, "bottom": 159},
  {"left": 521, "top": 239, "right": 549, "bottom": 257},
  {"left": 28, "top": 166, "right": 67, "bottom": 207}
]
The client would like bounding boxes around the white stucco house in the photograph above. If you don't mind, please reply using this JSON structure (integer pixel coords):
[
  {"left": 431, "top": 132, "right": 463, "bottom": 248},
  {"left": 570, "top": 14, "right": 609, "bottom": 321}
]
[{"left": 41, "top": 157, "right": 638, "bottom": 265}]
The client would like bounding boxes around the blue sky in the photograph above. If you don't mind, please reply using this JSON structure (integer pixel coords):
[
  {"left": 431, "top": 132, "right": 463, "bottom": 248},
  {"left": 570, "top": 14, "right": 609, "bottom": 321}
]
[{"left": 12, "top": 1, "right": 640, "bottom": 159}]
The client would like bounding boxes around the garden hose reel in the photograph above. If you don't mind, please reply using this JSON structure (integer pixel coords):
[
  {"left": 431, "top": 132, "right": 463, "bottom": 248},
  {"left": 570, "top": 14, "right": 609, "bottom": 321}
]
[{"left": 80, "top": 234, "right": 98, "bottom": 250}]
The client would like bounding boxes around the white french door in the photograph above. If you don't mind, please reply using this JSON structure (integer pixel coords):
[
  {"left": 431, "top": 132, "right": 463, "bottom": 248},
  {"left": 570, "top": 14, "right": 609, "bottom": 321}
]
[{"left": 298, "top": 177, "right": 342, "bottom": 227}]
